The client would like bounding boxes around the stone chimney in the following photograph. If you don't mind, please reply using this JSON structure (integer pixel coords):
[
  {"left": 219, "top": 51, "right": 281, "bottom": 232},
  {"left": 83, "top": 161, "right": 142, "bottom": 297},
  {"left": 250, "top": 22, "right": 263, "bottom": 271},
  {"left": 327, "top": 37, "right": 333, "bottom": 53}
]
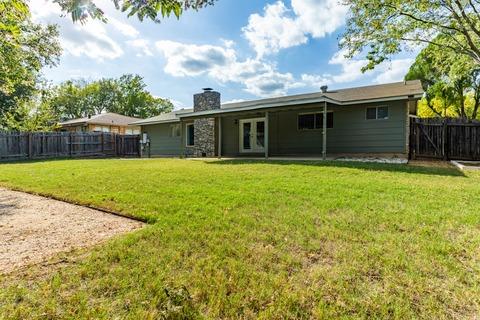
[
  {"left": 188, "top": 88, "right": 221, "bottom": 157},
  {"left": 193, "top": 88, "right": 221, "bottom": 112}
]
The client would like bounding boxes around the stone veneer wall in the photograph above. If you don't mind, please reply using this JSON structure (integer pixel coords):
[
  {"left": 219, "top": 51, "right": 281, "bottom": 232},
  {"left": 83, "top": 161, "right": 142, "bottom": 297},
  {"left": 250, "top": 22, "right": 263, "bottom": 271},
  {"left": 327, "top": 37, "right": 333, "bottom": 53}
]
[{"left": 185, "top": 90, "right": 221, "bottom": 157}]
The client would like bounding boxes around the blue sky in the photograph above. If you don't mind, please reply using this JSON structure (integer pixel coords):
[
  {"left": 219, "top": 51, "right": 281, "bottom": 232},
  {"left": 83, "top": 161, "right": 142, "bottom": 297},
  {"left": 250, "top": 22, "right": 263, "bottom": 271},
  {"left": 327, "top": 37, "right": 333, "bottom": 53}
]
[{"left": 30, "top": 0, "right": 415, "bottom": 109}]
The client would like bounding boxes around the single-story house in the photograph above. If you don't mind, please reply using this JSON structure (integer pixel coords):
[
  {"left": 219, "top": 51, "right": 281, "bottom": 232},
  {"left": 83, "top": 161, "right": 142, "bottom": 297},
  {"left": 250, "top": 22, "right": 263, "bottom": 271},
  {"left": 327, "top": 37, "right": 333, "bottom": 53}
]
[
  {"left": 131, "top": 81, "right": 424, "bottom": 159},
  {"left": 59, "top": 113, "right": 141, "bottom": 135}
]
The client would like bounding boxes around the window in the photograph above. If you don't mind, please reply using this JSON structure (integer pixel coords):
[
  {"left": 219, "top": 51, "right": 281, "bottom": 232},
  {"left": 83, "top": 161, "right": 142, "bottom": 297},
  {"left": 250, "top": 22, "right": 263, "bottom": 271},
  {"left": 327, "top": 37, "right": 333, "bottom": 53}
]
[
  {"left": 377, "top": 107, "right": 389, "bottom": 119},
  {"left": 125, "top": 128, "right": 140, "bottom": 135},
  {"left": 366, "top": 106, "right": 389, "bottom": 120},
  {"left": 170, "top": 124, "right": 181, "bottom": 137},
  {"left": 298, "top": 112, "right": 333, "bottom": 130},
  {"left": 186, "top": 123, "right": 194, "bottom": 146},
  {"left": 315, "top": 113, "right": 334, "bottom": 129},
  {"left": 298, "top": 114, "right": 315, "bottom": 130}
]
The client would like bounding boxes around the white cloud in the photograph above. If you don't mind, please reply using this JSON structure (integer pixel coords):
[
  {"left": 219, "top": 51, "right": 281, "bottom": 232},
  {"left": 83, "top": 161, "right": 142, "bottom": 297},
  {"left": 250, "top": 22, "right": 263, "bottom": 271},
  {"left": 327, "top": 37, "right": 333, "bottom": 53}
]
[
  {"left": 327, "top": 50, "right": 413, "bottom": 84},
  {"left": 29, "top": 0, "right": 130, "bottom": 61},
  {"left": 108, "top": 17, "right": 139, "bottom": 38},
  {"left": 223, "top": 99, "right": 246, "bottom": 104},
  {"left": 301, "top": 50, "right": 414, "bottom": 88},
  {"left": 61, "top": 21, "right": 124, "bottom": 60},
  {"left": 292, "top": 0, "right": 348, "bottom": 38},
  {"left": 328, "top": 49, "right": 368, "bottom": 83},
  {"left": 128, "top": 39, "right": 154, "bottom": 57},
  {"left": 170, "top": 99, "right": 188, "bottom": 110},
  {"left": 243, "top": 2, "right": 307, "bottom": 58},
  {"left": 155, "top": 40, "right": 302, "bottom": 97},
  {"left": 243, "top": 0, "right": 348, "bottom": 57},
  {"left": 374, "top": 59, "right": 414, "bottom": 83},
  {"left": 156, "top": 40, "right": 236, "bottom": 77},
  {"left": 301, "top": 74, "right": 330, "bottom": 88}
]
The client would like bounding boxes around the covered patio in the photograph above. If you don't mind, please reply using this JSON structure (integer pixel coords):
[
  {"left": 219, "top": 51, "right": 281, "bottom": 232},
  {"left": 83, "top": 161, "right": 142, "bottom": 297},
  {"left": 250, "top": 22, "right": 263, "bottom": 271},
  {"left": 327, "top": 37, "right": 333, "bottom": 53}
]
[{"left": 181, "top": 100, "right": 331, "bottom": 160}]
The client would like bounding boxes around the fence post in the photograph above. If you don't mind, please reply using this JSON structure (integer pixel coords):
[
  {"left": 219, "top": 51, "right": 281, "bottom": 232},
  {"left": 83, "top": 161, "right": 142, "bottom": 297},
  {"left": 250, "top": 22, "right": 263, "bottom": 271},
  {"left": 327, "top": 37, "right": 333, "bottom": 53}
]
[
  {"left": 442, "top": 120, "right": 448, "bottom": 160},
  {"left": 27, "top": 133, "right": 33, "bottom": 159},
  {"left": 114, "top": 133, "right": 118, "bottom": 156},
  {"left": 101, "top": 133, "right": 104, "bottom": 155},
  {"left": 414, "top": 121, "right": 419, "bottom": 160},
  {"left": 69, "top": 132, "right": 73, "bottom": 158},
  {"left": 138, "top": 135, "right": 141, "bottom": 158}
]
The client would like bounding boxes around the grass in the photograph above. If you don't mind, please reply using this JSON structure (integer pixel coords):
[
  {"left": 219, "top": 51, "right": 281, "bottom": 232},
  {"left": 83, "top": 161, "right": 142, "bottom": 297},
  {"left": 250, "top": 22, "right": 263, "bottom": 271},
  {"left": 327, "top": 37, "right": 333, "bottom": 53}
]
[{"left": 0, "top": 158, "right": 479, "bottom": 319}]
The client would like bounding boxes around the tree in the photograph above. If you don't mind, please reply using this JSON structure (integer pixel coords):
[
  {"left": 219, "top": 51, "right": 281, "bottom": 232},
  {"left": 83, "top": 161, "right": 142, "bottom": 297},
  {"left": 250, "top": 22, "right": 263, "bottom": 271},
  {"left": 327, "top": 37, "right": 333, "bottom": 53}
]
[
  {"left": 49, "top": 75, "right": 174, "bottom": 120},
  {"left": 0, "top": 0, "right": 61, "bottom": 125},
  {"left": 405, "top": 35, "right": 480, "bottom": 120},
  {"left": 53, "top": 0, "right": 216, "bottom": 23},
  {"left": 110, "top": 74, "right": 174, "bottom": 118},
  {"left": 1, "top": 82, "right": 60, "bottom": 131},
  {"left": 0, "top": 0, "right": 28, "bottom": 44},
  {"left": 341, "top": 1, "right": 480, "bottom": 71}
]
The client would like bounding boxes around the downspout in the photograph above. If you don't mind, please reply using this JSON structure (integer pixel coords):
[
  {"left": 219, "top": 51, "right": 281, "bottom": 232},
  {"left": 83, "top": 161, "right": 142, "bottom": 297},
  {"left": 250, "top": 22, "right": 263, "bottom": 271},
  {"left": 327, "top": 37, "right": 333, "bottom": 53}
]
[{"left": 322, "top": 101, "right": 327, "bottom": 160}]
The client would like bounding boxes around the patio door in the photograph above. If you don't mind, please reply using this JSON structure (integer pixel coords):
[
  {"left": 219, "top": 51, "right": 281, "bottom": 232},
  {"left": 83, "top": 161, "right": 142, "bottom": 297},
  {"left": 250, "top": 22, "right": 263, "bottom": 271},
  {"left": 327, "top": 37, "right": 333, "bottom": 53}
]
[{"left": 239, "top": 118, "right": 265, "bottom": 153}]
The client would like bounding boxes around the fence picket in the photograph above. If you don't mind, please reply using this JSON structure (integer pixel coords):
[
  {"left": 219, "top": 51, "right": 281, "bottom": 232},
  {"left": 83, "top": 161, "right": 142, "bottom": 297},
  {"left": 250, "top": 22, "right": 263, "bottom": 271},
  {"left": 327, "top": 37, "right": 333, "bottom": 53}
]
[
  {"left": 0, "top": 132, "right": 140, "bottom": 162},
  {"left": 410, "top": 117, "right": 480, "bottom": 161}
]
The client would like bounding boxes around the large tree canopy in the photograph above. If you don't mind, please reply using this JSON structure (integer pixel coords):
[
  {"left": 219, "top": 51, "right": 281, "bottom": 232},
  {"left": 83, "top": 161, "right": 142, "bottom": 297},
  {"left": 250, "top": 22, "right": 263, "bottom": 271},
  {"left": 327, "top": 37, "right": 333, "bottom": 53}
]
[
  {"left": 53, "top": 0, "right": 216, "bottom": 23},
  {"left": 0, "top": 0, "right": 61, "bottom": 125},
  {"left": 405, "top": 35, "right": 480, "bottom": 120},
  {"left": 342, "top": 0, "right": 480, "bottom": 71},
  {"left": 49, "top": 75, "right": 174, "bottom": 120}
]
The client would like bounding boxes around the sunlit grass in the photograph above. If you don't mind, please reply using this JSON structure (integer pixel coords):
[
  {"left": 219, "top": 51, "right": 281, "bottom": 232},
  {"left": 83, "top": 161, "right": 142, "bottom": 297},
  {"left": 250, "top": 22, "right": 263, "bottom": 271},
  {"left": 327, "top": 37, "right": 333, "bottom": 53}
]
[{"left": 0, "top": 158, "right": 479, "bottom": 319}]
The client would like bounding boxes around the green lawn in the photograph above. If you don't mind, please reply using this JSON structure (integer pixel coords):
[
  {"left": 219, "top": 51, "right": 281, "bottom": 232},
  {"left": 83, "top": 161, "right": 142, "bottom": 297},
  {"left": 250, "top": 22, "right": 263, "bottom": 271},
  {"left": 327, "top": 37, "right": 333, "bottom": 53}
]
[{"left": 0, "top": 159, "right": 479, "bottom": 319}]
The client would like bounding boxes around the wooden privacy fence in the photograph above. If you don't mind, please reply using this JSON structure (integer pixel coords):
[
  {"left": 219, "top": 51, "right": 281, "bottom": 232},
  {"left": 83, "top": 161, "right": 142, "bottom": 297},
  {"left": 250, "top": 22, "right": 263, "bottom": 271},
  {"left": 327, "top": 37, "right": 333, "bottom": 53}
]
[
  {"left": 0, "top": 132, "right": 140, "bottom": 161},
  {"left": 410, "top": 117, "right": 480, "bottom": 160}
]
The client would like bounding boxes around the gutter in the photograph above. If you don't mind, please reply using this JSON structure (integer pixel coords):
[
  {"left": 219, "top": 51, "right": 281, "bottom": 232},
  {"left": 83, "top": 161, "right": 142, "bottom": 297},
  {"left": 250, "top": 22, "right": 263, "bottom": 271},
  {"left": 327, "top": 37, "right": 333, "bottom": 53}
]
[
  {"left": 178, "top": 94, "right": 424, "bottom": 120},
  {"left": 129, "top": 119, "right": 181, "bottom": 126},
  {"left": 131, "top": 93, "right": 423, "bottom": 125}
]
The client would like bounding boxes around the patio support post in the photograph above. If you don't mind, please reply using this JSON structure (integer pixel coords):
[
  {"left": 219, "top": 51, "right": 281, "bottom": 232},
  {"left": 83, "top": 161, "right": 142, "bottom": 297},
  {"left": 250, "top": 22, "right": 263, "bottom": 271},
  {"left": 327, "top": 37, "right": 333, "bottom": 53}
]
[
  {"left": 218, "top": 117, "right": 222, "bottom": 159},
  {"left": 265, "top": 111, "right": 269, "bottom": 159},
  {"left": 322, "top": 101, "right": 327, "bottom": 160}
]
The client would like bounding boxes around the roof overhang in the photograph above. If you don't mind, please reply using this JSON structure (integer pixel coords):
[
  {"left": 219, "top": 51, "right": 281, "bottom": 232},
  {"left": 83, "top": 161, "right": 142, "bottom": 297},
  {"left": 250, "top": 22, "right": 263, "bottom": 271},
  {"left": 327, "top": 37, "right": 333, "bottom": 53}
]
[
  {"left": 179, "top": 94, "right": 423, "bottom": 120},
  {"left": 59, "top": 122, "right": 87, "bottom": 127},
  {"left": 129, "top": 119, "right": 180, "bottom": 126}
]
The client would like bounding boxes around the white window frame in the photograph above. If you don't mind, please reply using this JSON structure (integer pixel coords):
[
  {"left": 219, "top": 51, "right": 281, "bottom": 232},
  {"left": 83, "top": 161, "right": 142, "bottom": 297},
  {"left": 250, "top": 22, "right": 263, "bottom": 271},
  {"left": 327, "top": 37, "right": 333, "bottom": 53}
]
[
  {"left": 366, "top": 106, "right": 389, "bottom": 120},
  {"left": 297, "top": 111, "right": 334, "bottom": 131},
  {"left": 186, "top": 123, "right": 195, "bottom": 147}
]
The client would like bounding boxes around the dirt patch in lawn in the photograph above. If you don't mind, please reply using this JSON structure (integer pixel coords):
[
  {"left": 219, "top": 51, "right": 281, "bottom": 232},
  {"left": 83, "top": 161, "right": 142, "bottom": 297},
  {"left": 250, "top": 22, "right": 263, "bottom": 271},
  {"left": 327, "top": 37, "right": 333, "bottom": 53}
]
[
  {"left": 408, "top": 160, "right": 455, "bottom": 169},
  {"left": 0, "top": 188, "right": 144, "bottom": 274}
]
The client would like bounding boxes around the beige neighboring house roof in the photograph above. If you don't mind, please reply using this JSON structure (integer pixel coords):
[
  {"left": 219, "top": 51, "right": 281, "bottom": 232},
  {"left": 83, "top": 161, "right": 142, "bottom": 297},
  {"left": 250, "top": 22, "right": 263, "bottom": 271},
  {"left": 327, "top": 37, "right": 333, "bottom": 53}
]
[
  {"left": 59, "top": 113, "right": 142, "bottom": 127},
  {"left": 130, "top": 108, "right": 193, "bottom": 126},
  {"left": 133, "top": 80, "right": 424, "bottom": 125}
]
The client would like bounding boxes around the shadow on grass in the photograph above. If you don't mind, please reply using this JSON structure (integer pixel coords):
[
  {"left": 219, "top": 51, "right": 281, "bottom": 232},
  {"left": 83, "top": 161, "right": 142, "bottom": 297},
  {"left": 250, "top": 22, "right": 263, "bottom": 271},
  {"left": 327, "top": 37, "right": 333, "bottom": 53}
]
[
  {"left": 0, "top": 157, "right": 119, "bottom": 165},
  {"left": 204, "top": 159, "right": 466, "bottom": 177}
]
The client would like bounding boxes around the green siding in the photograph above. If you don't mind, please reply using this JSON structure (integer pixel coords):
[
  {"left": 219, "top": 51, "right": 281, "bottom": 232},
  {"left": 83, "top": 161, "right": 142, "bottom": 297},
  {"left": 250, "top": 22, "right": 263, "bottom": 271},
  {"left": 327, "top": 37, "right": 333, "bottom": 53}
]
[
  {"left": 221, "top": 100, "right": 408, "bottom": 156},
  {"left": 144, "top": 100, "right": 408, "bottom": 157},
  {"left": 142, "top": 123, "right": 182, "bottom": 156}
]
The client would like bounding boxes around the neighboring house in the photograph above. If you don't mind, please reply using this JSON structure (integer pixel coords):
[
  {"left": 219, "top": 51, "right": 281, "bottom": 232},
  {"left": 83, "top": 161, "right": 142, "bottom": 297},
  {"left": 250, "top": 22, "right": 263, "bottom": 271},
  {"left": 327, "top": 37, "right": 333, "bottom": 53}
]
[
  {"left": 131, "top": 81, "right": 424, "bottom": 158},
  {"left": 59, "top": 113, "right": 142, "bottom": 135}
]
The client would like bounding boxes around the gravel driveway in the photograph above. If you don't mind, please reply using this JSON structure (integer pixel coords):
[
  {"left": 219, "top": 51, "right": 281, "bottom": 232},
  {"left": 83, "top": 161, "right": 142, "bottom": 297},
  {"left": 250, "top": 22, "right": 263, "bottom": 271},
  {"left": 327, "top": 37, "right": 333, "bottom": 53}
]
[{"left": 0, "top": 188, "right": 144, "bottom": 274}]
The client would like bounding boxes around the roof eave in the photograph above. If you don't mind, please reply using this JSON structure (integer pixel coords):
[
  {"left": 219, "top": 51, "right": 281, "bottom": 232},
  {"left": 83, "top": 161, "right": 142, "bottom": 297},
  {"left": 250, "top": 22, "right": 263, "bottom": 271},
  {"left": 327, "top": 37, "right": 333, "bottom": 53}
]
[
  {"left": 59, "top": 122, "right": 87, "bottom": 127},
  {"left": 178, "top": 93, "right": 423, "bottom": 119},
  {"left": 130, "top": 119, "right": 180, "bottom": 126}
]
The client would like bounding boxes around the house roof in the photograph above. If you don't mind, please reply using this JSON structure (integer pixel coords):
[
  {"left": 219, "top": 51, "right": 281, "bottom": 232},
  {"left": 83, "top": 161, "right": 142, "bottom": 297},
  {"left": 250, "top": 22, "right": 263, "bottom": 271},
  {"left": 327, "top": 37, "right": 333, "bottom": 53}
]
[
  {"left": 59, "top": 113, "right": 142, "bottom": 127},
  {"left": 133, "top": 80, "right": 424, "bottom": 125},
  {"left": 130, "top": 108, "right": 193, "bottom": 126}
]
